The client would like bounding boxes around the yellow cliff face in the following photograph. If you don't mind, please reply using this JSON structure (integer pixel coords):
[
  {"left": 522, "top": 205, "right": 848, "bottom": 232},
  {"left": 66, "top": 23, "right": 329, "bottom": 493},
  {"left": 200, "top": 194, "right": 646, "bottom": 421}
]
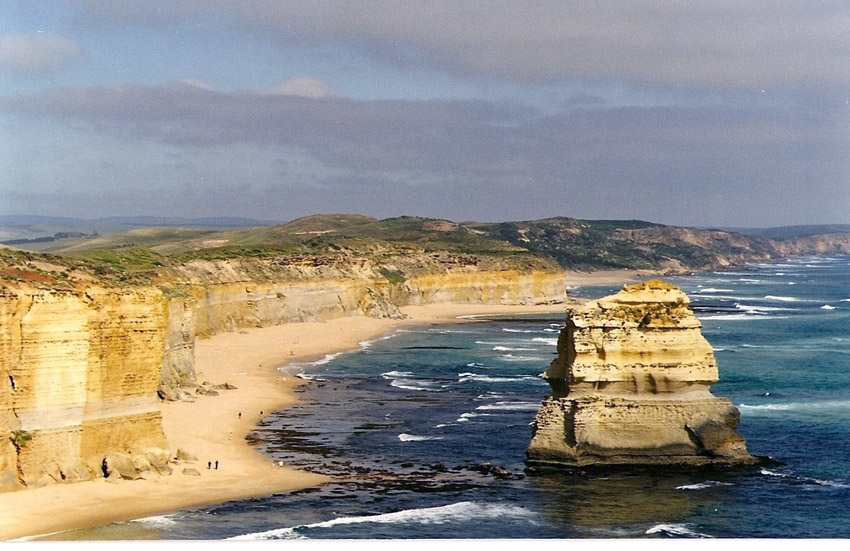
[
  {"left": 1, "top": 249, "right": 568, "bottom": 492},
  {"left": 394, "top": 270, "right": 567, "bottom": 307},
  {"left": 0, "top": 285, "right": 168, "bottom": 490},
  {"left": 527, "top": 280, "right": 755, "bottom": 468}
]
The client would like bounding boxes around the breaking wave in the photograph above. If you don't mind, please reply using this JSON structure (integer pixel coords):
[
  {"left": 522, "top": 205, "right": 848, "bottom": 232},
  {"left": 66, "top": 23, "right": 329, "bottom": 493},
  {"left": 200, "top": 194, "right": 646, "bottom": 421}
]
[
  {"left": 676, "top": 481, "right": 734, "bottom": 491},
  {"left": 759, "top": 469, "right": 850, "bottom": 489},
  {"left": 645, "top": 523, "right": 714, "bottom": 538},
  {"left": 475, "top": 401, "right": 540, "bottom": 412},
  {"left": 398, "top": 433, "right": 443, "bottom": 442},
  {"left": 228, "top": 501, "right": 541, "bottom": 540}
]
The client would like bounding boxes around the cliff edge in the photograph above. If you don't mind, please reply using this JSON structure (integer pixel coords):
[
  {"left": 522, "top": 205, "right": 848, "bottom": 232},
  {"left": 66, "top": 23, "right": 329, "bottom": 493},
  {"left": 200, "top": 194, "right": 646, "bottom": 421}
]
[{"left": 527, "top": 280, "right": 756, "bottom": 468}]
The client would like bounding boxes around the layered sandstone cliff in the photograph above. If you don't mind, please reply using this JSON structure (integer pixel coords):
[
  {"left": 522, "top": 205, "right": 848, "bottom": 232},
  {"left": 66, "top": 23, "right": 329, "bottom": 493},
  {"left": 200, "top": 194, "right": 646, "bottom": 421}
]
[
  {"left": 527, "top": 280, "right": 755, "bottom": 468},
  {"left": 0, "top": 284, "right": 170, "bottom": 491}
]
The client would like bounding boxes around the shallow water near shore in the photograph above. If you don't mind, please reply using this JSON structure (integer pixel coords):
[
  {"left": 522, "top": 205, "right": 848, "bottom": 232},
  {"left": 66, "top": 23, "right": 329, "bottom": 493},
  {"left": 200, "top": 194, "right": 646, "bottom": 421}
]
[{"left": 58, "top": 255, "right": 849, "bottom": 539}]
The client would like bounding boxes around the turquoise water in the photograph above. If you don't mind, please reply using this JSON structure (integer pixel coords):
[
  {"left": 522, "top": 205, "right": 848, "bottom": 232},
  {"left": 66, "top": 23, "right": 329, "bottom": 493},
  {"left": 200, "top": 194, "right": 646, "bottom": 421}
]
[{"left": 63, "top": 256, "right": 849, "bottom": 539}]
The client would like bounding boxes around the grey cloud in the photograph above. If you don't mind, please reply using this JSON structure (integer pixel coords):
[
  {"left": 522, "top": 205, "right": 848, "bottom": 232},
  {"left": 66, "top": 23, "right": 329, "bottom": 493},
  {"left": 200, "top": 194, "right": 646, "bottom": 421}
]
[
  {"left": 77, "top": 1, "right": 850, "bottom": 95},
  {"left": 0, "top": 32, "right": 82, "bottom": 74},
  {"left": 2, "top": 80, "right": 847, "bottom": 225}
]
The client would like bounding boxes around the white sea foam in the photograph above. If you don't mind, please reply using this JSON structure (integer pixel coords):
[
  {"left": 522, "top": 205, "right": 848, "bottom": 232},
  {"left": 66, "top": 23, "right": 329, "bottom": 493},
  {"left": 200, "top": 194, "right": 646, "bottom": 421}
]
[
  {"left": 502, "top": 328, "right": 535, "bottom": 333},
  {"left": 821, "top": 304, "right": 837, "bottom": 310},
  {"left": 645, "top": 523, "right": 714, "bottom": 538},
  {"left": 698, "top": 288, "right": 734, "bottom": 293},
  {"left": 475, "top": 401, "right": 540, "bottom": 411},
  {"left": 358, "top": 333, "right": 399, "bottom": 349},
  {"left": 676, "top": 481, "right": 734, "bottom": 491},
  {"left": 456, "top": 411, "right": 493, "bottom": 422},
  {"left": 764, "top": 295, "right": 800, "bottom": 302},
  {"left": 398, "top": 433, "right": 443, "bottom": 442},
  {"left": 382, "top": 370, "right": 414, "bottom": 379},
  {"left": 531, "top": 337, "right": 559, "bottom": 346},
  {"left": 735, "top": 303, "right": 794, "bottom": 313},
  {"left": 500, "top": 354, "right": 547, "bottom": 362},
  {"left": 131, "top": 514, "right": 180, "bottom": 527},
  {"left": 699, "top": 314, "right": 788, "bottom": 321},
  {"left": 312, "top": 353, "right": 342, "bottom": 366},
  {"left": 458, "top": 372, "right": 527, "bottom": 383},
  {"left": 295, "top": 372, "right": 326, "bottom": 381},
  {"left": 759, "top": 469, "right": 850, "bottom": 489},
  {"left": 738, "top": 399, "right": 850, "bottom": 414},
  {"left": 228, "top": 501, "right": 540, "bottom": 540},
  {"left": 389, "top": 379, "right": 444, "bottom": 392},
  {"left": 493, "top": 346, "right": 535, "bottom": 351}
]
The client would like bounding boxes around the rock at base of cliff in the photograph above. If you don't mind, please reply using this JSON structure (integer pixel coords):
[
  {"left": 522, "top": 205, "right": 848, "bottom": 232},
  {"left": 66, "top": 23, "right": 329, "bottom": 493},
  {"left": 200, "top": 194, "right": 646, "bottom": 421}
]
[
  {"left": 104, "top": 452, "right": 142, "bottom": 480},
  {"left": 181, "top": 467, "right": 201, "bottom": 476},
  {"left": 145, "top": 452, "right": 173, "bottom": 475},
  {"left": 175, "top": 447, "right": 197, "bottom": 462}
]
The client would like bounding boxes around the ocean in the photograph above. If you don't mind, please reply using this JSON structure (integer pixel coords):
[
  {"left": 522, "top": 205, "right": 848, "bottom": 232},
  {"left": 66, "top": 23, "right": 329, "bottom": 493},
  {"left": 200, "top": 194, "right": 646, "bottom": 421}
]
[{"left": 55, "top": 255, "right": 849, "bottom": 539}]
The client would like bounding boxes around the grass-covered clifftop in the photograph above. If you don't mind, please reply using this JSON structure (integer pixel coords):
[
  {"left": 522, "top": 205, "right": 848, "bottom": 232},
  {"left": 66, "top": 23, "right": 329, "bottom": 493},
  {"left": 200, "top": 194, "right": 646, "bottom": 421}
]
[{"left": 2, "top": 214, "right": 848, "bottom": 288}]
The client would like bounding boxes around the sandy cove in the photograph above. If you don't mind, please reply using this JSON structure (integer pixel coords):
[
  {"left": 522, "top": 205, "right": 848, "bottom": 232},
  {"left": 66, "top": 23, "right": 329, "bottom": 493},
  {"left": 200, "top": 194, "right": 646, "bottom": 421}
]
[{"left": 0, "top": 270, "right": 645, "bottom": 541}]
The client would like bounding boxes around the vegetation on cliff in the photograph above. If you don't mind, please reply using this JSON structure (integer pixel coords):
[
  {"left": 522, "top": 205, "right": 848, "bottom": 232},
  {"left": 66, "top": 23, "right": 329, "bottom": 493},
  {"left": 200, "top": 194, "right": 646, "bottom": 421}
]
[{"left": 2, "top": 214, "right": 848, "bottom": 289}]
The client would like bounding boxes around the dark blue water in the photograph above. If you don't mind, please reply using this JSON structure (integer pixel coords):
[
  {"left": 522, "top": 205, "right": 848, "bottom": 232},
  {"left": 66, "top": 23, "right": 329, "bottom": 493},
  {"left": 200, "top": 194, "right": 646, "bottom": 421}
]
[{"left": 67, "top": 256, "right": 850, "bottom": 539}]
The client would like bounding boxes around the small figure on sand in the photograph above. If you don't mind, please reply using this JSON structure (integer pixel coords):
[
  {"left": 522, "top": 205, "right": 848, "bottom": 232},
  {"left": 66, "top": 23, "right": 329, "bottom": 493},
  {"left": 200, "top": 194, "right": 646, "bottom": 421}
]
[
  {"left": 207, "top": 461, "right": 211, "bottom": 469},
  {"left": 101, "top": 457, "right": 109, "bottom": 478},
  {"left": 238, "top": 412, "right": 242, "bottom": 419},
  {"left": 215, "top": 460, "right": 219, "bottom": 470}
]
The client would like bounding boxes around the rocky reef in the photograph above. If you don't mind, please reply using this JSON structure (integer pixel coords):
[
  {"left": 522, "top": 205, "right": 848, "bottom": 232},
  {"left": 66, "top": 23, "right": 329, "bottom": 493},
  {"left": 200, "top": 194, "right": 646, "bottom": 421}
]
[{"left": 527, "top": 280, "right": 756, "bottom": 468}]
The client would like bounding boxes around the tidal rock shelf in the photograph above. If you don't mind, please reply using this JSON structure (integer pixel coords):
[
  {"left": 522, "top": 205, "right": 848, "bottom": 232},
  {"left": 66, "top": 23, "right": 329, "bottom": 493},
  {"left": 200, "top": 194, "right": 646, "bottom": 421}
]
[{"left": 527, "top": 280, "right": 756, "bottom": 468}]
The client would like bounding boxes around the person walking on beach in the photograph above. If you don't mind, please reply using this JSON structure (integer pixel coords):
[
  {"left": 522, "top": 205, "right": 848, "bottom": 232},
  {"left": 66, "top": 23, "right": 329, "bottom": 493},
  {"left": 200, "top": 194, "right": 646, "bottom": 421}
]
[
  {"left": 207, "top": 461, "right": 211, "bottom": 469},
  {"left": 215, "top": 460, "right": 219, "bottom": 470}
]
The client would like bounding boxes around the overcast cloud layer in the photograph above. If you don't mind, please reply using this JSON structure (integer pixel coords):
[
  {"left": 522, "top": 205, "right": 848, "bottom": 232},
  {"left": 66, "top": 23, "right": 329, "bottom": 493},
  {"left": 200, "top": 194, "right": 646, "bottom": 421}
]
[{"left": 1, "top": 2, "right": 848, "bottom": 226}]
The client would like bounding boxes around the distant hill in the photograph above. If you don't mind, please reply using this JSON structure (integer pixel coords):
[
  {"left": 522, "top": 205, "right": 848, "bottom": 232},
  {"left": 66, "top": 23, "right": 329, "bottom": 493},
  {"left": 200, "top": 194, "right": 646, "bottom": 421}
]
[
  {"left": 717, "top": 225, "right": 850, "bottom": 240},
  {"left": 0, "top": 215, "right": 280, "bottom": 250},
  {"left": 14, "top": 213, "right": 846, "bottom": 274}
]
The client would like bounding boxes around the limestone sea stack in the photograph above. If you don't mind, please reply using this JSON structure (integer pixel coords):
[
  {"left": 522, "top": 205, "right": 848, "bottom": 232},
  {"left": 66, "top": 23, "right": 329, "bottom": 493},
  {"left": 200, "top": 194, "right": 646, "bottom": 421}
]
[{"left": 527, "top": 280, "right": 756, "bottom": 468}]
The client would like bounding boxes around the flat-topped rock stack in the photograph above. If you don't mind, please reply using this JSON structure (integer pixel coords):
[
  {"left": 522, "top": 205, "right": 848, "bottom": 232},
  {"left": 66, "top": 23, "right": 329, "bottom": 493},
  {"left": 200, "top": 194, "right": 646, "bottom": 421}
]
[{"left": 527, "top": 280, "right": 756, "bottom": 468}]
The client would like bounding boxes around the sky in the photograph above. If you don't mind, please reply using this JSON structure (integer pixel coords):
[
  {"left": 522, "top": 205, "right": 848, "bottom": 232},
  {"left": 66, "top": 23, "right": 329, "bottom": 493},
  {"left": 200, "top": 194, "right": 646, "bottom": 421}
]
[{"left": 1, "top": 1, "right": 848, "bottom": 227}]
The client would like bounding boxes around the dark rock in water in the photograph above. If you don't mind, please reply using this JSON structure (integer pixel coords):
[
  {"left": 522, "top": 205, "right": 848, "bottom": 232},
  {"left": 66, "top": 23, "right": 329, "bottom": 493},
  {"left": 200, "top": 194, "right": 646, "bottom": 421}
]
[
  {"left": 475, "top": 462, "right": 493, "bottom": 474},
  {"left": 490, "top": 466, "right": 511, "bottom": 478},
  {"left": 431, "top": 463, "right": 448, "bottom": 473}
]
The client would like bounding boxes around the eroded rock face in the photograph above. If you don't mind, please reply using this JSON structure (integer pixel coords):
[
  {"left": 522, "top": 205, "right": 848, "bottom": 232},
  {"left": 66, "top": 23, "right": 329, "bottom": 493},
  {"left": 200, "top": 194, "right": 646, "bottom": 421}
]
[
  {"left": 527, "top": 280, "right": 755, "bottom": 468},
  {"left": 0, "top": 285, "right": 170, "bottom": 489}
]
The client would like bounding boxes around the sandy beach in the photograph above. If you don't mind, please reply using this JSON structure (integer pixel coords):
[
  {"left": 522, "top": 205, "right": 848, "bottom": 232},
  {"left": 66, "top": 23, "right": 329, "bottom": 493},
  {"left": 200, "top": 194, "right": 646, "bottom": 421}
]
[{"left": 0, "top": 270, "right": 644, "bottom": 541}]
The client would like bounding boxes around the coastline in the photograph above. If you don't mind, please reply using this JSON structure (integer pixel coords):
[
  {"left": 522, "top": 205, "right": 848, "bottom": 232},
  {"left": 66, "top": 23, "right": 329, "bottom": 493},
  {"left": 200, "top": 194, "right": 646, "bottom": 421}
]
[{"left": 0, "top": 269, "right": 644, "bottom": 541}]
